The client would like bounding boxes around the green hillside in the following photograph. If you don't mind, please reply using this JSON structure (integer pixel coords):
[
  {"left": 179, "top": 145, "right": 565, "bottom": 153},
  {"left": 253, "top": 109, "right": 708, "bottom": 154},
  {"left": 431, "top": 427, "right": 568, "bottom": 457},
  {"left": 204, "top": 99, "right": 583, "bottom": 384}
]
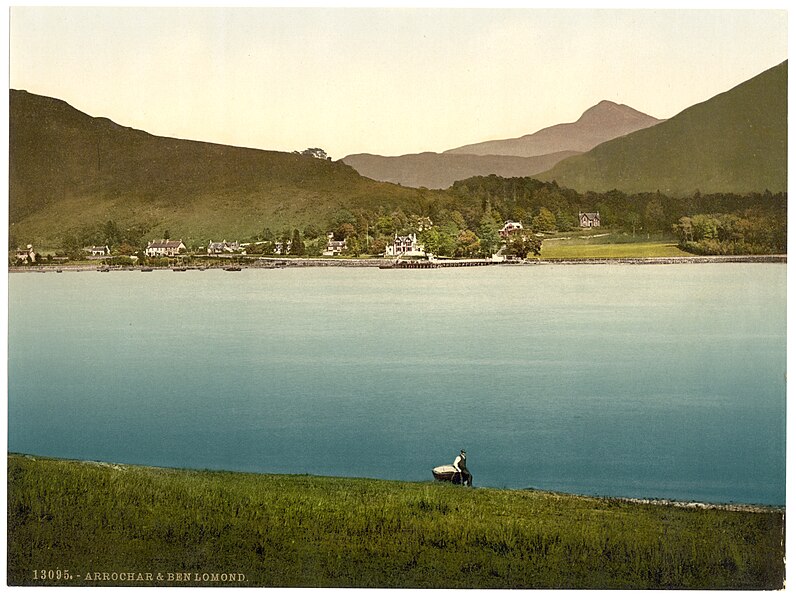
[
  {"left": 9, "top": 90, "right": 442, "bottom": 248},
  {"left": 537, "top": 62, "right": 787, "bottom": 196}
]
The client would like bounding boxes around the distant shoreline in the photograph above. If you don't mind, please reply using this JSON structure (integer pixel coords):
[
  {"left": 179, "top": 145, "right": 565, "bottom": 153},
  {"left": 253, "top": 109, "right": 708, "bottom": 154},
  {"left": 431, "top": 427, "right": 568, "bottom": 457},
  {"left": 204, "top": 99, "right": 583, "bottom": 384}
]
[{"left": 7, "top": 254, "right": 787, "bottom": 273}]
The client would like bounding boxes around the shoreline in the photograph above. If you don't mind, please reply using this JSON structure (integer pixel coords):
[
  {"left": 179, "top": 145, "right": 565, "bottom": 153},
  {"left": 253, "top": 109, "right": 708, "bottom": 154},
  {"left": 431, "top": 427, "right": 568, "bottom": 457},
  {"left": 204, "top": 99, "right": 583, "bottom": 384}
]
[
  {"left": 12, "top": 453, "right": 783, "bottom": 514},
  {"left": 7, "top": 253, "right": 788, "bottom": 273}
]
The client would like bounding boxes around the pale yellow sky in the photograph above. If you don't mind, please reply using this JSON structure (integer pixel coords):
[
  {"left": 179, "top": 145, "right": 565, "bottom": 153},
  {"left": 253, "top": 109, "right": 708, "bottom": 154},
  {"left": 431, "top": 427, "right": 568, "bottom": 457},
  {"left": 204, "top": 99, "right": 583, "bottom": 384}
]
[{"left": 9, "top": 7, "right": 788, "bottom": 159}]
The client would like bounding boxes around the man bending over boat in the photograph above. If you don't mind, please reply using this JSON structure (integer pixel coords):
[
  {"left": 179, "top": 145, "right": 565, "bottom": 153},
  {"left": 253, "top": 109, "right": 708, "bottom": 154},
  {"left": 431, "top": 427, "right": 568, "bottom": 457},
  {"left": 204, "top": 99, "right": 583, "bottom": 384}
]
[{"left": 453, "top": 449, "right": 472, "bottom": 486}]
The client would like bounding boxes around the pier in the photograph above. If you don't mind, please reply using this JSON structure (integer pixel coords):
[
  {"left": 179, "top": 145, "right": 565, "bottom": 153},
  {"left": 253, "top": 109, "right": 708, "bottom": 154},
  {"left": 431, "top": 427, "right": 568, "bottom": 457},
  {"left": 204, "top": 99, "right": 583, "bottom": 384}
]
[{"left": 380, "top": 259, "right": 509, "bottom": 269}]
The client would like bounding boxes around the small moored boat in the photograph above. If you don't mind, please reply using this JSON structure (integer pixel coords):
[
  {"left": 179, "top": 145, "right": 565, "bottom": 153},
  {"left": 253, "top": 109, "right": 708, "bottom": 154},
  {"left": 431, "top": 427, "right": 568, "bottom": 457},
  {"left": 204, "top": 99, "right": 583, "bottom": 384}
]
[
  {"left": 432, "top": 464, "right": 458, "bottom": 482},
  {"left": 432, "top": 463, "right": 472, "bottom": 486}
]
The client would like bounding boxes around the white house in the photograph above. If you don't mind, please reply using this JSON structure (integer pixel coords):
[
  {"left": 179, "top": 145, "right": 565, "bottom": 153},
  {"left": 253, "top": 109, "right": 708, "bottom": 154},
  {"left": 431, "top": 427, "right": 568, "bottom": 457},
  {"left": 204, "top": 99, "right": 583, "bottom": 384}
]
[
  {"left": 207, "top": 240, "right": 242, "bottom": 254},
  {"left": 14, "top": 244, "right": 36, "bottom": 264},
  {"left": 322, "top": 233, "right": 347, "bottom": 256},
  {"left": 499, "top": 221, "right": 524, "bottom": 238},
  {"left": 145, "top": 239, "right": 186, "bottom": 257},
  {"left": 579, "top": 212, "right": 601, "bottom": 228},
  {"left": 87, "top": 245, "right": 110, "bottom": 256},
  {"left": 385, "top": 233, "right": 425, "bottom": 257},
  {"left": 273, "top": 240, "right": 292, "bottom": 255}
]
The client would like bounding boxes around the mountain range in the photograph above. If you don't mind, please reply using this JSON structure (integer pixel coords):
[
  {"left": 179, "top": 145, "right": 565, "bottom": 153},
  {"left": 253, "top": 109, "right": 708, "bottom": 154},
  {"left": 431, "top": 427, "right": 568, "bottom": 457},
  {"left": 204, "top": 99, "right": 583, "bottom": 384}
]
[
  {"left": 444, "top": 100, "right": 664, "bottom": 156},
  {"left": 340, "top": 150, "right": 579, "bottom": 190},
  {"left": 536, "top": 61, "right": 787, "bottom": 196},
  {"left": 9, "top": 60, "right": 787, "bottom": 248},
  {"left": 341, "top": 101, "right": 663, "bottom": 189}
]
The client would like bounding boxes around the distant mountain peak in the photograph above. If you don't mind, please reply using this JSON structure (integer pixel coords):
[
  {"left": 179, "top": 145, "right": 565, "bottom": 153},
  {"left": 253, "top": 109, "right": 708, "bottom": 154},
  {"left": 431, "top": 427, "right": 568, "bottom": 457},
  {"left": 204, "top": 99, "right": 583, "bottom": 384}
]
[
  {"left": 578, "top": 100, "right": 657, "bottom": 125},
  {"left": 535, "top": 61, "right": 787, "bottom": 195},
  {"left": 444, "top": 101, "right": 663, "bottom": 157}
]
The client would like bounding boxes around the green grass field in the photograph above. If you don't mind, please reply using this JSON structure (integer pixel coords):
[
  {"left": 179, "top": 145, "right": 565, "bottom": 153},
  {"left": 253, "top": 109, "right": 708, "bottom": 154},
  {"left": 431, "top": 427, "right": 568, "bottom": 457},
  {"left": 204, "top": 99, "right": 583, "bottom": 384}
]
[
  {"left": 7, "top": 454, "right": 784, "bottom": 589},
  {"left": 540, "top": 233, "right": 692, "bottom": 259}
]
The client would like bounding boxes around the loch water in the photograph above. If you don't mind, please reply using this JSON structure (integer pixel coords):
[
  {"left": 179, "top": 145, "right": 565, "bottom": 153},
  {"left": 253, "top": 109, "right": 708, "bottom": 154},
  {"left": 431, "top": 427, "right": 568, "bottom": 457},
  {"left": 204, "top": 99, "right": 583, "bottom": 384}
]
[{"left": 8, "top": 264, "right": 786, "bottom": 505}]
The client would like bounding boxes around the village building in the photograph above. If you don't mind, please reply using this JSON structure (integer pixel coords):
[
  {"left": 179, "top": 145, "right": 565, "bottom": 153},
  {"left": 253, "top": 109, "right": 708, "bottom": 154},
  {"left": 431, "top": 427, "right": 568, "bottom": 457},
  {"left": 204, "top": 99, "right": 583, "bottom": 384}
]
[
  {"left": 145, "top": 239, "right": 186, "bottom": 257},
  {"left": 207, "top": 240, "right": 242, "bottom": 254},
  {"left": 499, "top": 221, "right": 524, "bottom": 238},
  {"left": 87, "top": 245, "right": 110, "bottom": 257},
  {"left": 322, "top": 232, "right": 347, "bottom": 256},
  {"left": 579, "top": 212, "right": 601, "bottom": 228},
  {"left": 273, "top": 240, "right": 292, "bottom": 255},
  {"left": 14, "top": 244, "right": 36, "bottom": 264},
  {"left": 385, "top": 233, "right": 425, "bottom": 257}
]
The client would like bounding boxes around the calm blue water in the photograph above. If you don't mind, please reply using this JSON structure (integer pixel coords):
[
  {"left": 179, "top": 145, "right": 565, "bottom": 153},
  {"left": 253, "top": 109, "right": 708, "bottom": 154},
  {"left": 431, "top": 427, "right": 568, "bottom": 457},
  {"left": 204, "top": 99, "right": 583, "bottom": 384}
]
[{"left": 7, "top": 264, "right": 786, "bottom": 505}]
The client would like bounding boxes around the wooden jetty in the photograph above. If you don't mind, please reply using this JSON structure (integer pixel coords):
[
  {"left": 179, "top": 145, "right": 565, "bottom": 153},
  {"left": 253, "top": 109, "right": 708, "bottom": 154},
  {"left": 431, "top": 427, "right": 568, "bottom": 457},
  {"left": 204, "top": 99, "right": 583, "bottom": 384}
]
[{"left": 380, "top": 258, "right": 506, "bottom": 269}]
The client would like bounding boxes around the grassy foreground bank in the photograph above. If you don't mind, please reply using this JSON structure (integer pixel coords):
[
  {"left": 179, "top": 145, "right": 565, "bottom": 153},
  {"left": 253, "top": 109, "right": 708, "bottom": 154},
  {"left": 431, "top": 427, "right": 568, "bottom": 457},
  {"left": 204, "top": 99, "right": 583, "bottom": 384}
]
[{"left": 7, "top": 454, "right": 784, "bottom": 589}]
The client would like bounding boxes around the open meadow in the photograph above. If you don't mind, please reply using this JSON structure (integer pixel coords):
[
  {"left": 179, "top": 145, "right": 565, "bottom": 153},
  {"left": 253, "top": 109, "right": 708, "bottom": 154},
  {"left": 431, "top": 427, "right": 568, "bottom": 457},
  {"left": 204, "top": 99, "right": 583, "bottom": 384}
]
[{"left": 539, "top": 232, "right": 693, "bottom": 259}]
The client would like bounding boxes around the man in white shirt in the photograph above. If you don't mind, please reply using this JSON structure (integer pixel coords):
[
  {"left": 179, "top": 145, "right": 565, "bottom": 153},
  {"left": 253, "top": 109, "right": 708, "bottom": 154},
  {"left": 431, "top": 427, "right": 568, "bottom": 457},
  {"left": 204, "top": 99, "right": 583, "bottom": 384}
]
[{"left": 453, "top": 449, "right": 472, "bottom": 486}]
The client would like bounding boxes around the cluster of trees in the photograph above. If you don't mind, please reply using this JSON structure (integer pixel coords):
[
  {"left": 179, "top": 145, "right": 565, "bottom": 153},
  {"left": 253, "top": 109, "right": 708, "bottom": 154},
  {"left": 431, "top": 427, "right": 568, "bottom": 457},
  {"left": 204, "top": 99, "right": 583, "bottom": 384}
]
[
  {"left": 316, "top": 203, "right": 540, "bottom": 259},
  {"left": 673, "top": 211, "right": 786, "bottom": 255},
  {"left": 294, "top": 148, "right": 332, "bottom": 161},
  {"left": 245, "top": 228, "right": 308, "bottom": 257},
  {"left": 236, "top": 202, "right": 544, "bottom": 259},
  {"left": 294, "top": 177, "right": 785, "bottom": 258},
  {"left": 60, "top": 220, "right": 150, "bottom": 260},
  {"left": 448, "top": 176, "right": 786, "bottom": 236}
]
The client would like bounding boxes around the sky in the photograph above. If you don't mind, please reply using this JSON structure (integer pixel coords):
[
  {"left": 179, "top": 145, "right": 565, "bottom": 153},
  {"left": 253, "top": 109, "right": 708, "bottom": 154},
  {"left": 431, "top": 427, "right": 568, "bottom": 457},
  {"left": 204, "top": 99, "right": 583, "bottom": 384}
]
[{"left": 8, "top": 6, "right": 789, "bottom": 159}]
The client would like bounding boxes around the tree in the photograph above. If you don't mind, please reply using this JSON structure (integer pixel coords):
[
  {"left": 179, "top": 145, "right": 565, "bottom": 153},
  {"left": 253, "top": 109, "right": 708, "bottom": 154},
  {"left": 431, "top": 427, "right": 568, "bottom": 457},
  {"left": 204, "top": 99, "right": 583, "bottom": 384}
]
[
  {"left": 477, "top": 211, "right": 501, "bottom": 257},
  {"left": 335, "top": 222, "right": 356, "bottom": 241},
  {"left": 115, "top": 242, "right": 139, "bottom": 256},
  {"left": 531, "top": 207, "right": 557, "bottom": 232},
  {"left": 279, "top": 230, "right": 292, "bottom": 255},
  {"left": 449, "top": 211, "right": 467, "bottom": 231},
  {"left": 673, "top": 217, "right": 693, "bottom": 243},
  {"left": 345, "top": 237, "right": 362, "bottom": 257},
  {"left": 691, "top": 215, "right": 720, "bottom": 241},
  {"left": 303, "top": 224, "right": 322, "bottom": 240},
  {"left": 368, "top": 238, "right": 387, "bottom": 256},
  {"left": 419, "top": 227, "right": 442, "bottom": 257},
  {"left": 103, "top": 220, "right": 122, "bottom": 246},
  {"left": 62, "top": 234, "right": 84, "bottom": 261},
  {"left": 330, "top": 209, "right": 357, "bottom": 232},
  {"left": 390, "top": 209, "right": 409, "bottom": 233},
  {"left": 455, "top": 229, "right": 480, "bottom": 258},
  {"left": 643, "top": 198, "right": 666, "bottom": 233},
  {"left": 299, "top": 148, "right": 330, "bottom": 160},
  {"left": 555, "top": 210, "right": 575, "bottom": 232},
  {"left": 505, "top": 232, "right": 542, "bottom": 259},
  {"left": 290, "top": 229, "right": 305, "bottom": 256},
  {"left": 375, "top": 215, "right": 395, "bottom": 236}
]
